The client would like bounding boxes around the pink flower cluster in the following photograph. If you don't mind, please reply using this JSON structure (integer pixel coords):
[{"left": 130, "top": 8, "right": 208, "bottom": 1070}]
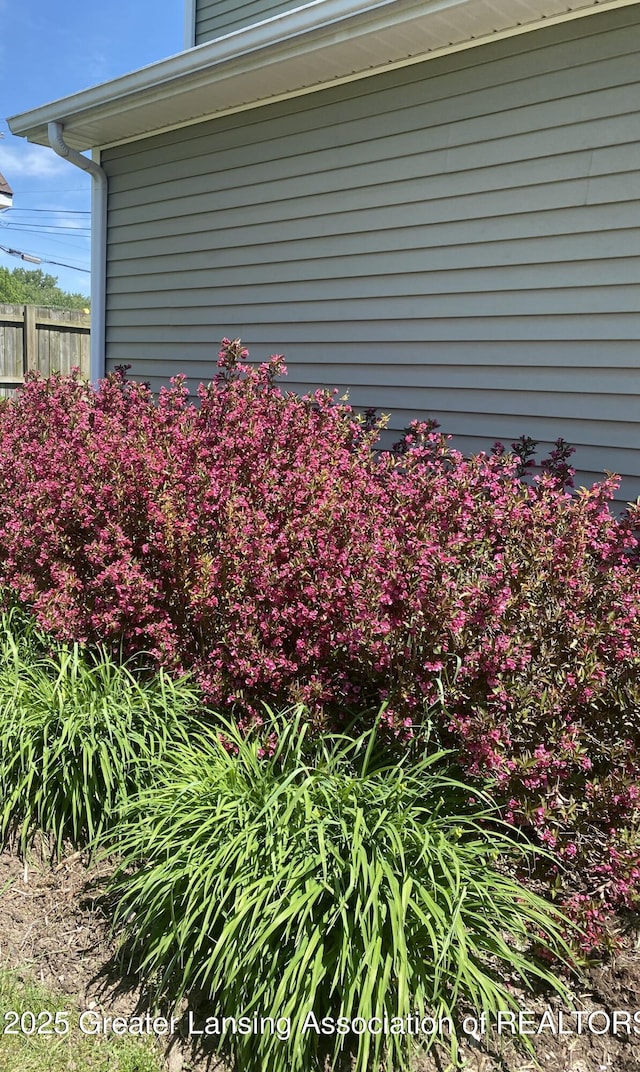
[{"left": 1, "top": 340, "right": 640, "bottom": 935}]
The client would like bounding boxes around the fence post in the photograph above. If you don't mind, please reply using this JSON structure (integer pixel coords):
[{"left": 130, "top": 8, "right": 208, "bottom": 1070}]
[{"left": 23, "top": 304, "right": 37, "bottom": 375}]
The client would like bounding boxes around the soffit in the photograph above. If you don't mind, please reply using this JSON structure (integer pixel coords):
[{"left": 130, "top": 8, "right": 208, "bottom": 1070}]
[{"left": 8, "top": 0, "right": 638, "bottom": 151}]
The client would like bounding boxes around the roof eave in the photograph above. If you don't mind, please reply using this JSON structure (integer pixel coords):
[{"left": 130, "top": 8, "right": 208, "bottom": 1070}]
[
  {"left": 0, "top": 171, "right": 13, "bottom": 200},
  {"left": 8, "top": 0, "right": 639, "bottom": 152}
]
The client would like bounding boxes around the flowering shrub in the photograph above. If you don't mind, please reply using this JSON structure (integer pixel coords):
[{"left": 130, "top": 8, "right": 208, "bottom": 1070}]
[
  {"left": 0, "top": 340, "right": 639, "bottom": 937},
  {"left": 0, "top": 343, "right": 397, "bottom": 719}
]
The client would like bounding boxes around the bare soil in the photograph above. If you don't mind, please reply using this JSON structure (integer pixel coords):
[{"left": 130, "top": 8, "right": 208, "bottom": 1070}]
[{"left": 1, "top": 842, "right": 639, "bottom": 1072}]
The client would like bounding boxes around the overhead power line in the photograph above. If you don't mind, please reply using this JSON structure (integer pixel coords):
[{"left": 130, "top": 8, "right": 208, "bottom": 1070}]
[
  {"left": 7, "top": 208, "right": 91, "bottom": 215},
  {"left": 0, "top": 223, "right": 90, "bottom": 240},
  {"left": 39, "top": 256, "right": 91, "bottom": 274},
  {"left": 7, "top": 188, "right": 87, "bottom": 195},
  {"left": 0, "top": 243, "right": 90, "bottom": 273},
  {"left": 0, "top": 245, "right": 40, "bottom": 264},
  {"left": 1, "top": 223, "right": 91, "bottom": 236}
]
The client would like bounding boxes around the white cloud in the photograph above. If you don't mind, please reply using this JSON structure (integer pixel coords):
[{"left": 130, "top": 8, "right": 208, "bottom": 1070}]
[{"left": 0, "top": 143, "right": 71, "bottom": 181}]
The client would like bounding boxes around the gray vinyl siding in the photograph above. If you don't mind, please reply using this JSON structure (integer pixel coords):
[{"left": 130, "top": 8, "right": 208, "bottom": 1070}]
[
  {"left": 103, "top": 4, "right": 640, "bottom": 503},
  {"left": 195, "top": 0, "right": 292, "bottom": 42}
]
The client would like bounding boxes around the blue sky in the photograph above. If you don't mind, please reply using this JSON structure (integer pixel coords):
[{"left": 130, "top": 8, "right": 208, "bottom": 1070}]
[{"left": 0, "top": 0, "right": 183, "bottom": 297}]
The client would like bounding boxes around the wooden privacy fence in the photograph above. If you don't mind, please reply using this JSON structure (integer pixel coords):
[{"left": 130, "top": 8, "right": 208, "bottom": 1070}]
[{"left": 0, "top": 304, "right": 90, "bottom": 395}]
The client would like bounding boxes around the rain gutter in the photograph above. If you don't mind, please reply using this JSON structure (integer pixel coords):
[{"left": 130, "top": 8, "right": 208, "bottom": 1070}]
[{"left": 10, "top": 0, "right": 640, "bottom": 153}]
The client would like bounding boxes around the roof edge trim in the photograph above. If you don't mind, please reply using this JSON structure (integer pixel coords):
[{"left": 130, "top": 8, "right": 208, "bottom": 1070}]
[{"left": 8, "top": 0, "right": 640, "bottom": 151}]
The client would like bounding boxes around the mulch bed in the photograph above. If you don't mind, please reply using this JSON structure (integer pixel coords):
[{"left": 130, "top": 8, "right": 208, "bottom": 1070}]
[{"left": 1, "top": 842, "right": 640, "bottom": 1071}]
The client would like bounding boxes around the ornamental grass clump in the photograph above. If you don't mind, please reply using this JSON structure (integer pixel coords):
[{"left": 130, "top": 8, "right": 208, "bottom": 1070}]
[
  {"left": 0, "top": 614, "right": 202, "bottom": 853},
  {"left": 108, "top": 709, "right": 574, "bottom": 1072}
]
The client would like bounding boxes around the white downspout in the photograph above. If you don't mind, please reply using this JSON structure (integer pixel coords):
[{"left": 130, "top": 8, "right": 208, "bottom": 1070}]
[
  {"left": 47, "top": 121, "right": 107, "bottom": 384},
  {"left": 184, "top": 0, "right": 196, "bottom": 48}
]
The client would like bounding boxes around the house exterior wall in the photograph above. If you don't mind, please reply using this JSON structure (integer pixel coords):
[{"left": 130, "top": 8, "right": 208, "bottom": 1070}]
[
  {"left": 103, "top": 4, "right": 640, "bottom": 501},
  {"left": 195, "top": 0, "right": 292, "bottom": 42}
]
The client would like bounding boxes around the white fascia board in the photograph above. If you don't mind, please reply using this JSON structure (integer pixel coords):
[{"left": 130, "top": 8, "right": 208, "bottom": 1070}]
[{"left": 8, "top": 0, "right": 640, "bottom": 152}]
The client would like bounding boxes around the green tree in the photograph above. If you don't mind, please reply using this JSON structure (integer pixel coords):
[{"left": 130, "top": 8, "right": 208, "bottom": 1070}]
[
  {"left": 0, "top": 267, "right": 89, "bottom": 309},
  {"left": 0, "top": 267, "right": 22, "bottom": 304}
]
